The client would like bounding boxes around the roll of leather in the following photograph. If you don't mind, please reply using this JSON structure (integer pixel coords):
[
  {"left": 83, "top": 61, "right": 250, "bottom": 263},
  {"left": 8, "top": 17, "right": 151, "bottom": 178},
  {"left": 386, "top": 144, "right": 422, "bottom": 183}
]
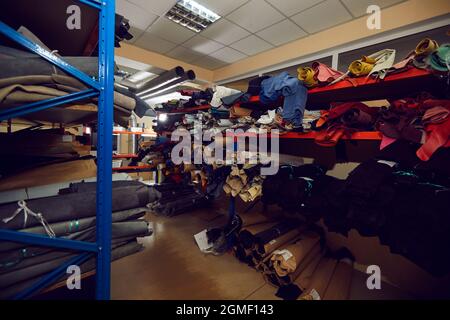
[
  {"left": 252, "top": 228, "right": 303, "bottom": 264},
  {"left": 238, "top": 222, "right": 278, "bottom": 249},
  {"left": 279, "top": 242, "right": 323, "bottom": 287},
  {"left": 292, "top": 245, "right": 323, "bottom": 290},
  {"left": 297, "top": 67, "right": 318, "bottom": 87},
  {"left": 271, "top": 233, "right": 320, "bottom": 277},
  {"left": 348, "top": 59, "right": 374, "bottom": 77},
  {"left": 0, "top": 184, "right": 151, "bottom": 230},
  {"left": 415, "top": 38, "right": 439, "bottom": 57},
  {"left": 323, "top": 261, "right": 353, "bottom": 300},
  {"left": 299, "top": 257, "right": 337, "bottom": 300},
  {"left": 239, "top": 212, "right": 276, "bottom": 228}
]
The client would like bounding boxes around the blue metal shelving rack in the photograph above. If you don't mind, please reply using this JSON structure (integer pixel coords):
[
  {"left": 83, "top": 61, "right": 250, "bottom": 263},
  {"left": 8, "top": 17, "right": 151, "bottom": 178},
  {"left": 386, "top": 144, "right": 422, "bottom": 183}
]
[{"left": 0, "top": 0, "right": 115, "bottom": 300}]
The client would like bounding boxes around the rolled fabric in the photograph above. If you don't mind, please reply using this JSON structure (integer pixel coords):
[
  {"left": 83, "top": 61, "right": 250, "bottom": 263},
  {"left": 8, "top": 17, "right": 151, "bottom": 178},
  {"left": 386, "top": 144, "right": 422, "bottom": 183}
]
[
  {"left": 238, "top": 222, "right": 278, "bottom": 249},
  {"left": 415, "top": 38, "right": 439, "bottom": 57},
  {"left": 252, "top": 228, "right": 303, "bottom": 263},
  {"left": 348, "top": 60, "right": 374, "bottom": 77},
  {"left": 297, "top": 67, "right": 318, "bottom": 88},
  {"left": 270, "top": 233, "right": 320, "bottom": 277},
  {"left": 0, "top": 184, "right": 151, "bottom": 230},
  {"left": 322, "top": 260, "right": 353, "bottom": 300},
  {"left": 239, "top": 212, "right": 276, "bottom": 228},
  {"left": 299, "top": 257, "right": 338, "bottom": 300},
  {"left": 416, "top": 117, "right": 450, "bottom": 161},
  {"left": 426, "top": 44, "right": 450, "bottom": 72},
  {"left": 279, "top": 241, "right": 323, "bottom": 287}
]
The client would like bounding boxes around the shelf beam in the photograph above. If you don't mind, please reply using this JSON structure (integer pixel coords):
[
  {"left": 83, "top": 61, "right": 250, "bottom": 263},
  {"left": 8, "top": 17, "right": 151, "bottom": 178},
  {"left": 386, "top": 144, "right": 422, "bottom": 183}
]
[
  {"left": 0, "top": 229, "right": 98, "bottom": 252},
  {"left": 0, "top": 89, "right": 99, "bottom": 122}
]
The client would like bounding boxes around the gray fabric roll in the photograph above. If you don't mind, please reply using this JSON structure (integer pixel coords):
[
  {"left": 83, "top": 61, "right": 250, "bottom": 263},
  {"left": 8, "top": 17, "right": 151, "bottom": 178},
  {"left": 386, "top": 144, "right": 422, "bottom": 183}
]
[
  {"left": 0, "top": 184, "right": 151, "bottom": 230},
  {"left": 0, "top": 46, "right": 98, "bottom": 78},
  {"left": 0, "top": 208, "right": 147, "bottom": 252}
]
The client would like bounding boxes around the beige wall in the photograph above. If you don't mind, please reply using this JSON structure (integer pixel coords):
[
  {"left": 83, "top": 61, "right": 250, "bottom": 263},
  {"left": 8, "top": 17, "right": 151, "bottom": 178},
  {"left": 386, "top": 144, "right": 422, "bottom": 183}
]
[{"left": 116, "top": 0, "right": 449, "bottom": 85}]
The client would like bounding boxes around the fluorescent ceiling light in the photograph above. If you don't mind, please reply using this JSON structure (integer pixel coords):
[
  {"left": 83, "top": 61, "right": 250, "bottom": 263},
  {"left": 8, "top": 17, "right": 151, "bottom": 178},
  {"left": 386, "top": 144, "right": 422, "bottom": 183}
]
[{"left": 166, "top": 0, "right": 221, "bottom": 33}]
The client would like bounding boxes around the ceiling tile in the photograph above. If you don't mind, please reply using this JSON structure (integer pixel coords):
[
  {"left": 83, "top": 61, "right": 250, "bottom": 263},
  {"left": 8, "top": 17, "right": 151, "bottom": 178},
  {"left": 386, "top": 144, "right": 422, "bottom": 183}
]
[
  {"left": 183, "top": 35, "right": 224, "bottom": 55},
  {"left": 265, "top": 0, "right": 325, "bottom": 17},
  {"left": 127, "top": 0, "right": 178, "bottom": 16},
  {"left": 166, "top": 46, "right": 206, "bottom": 63},
  {"left": 200, "top": 19, "right": 250, "bottom": 45},
  {"left": 135, "top": 32, "right": 177, "bottom": 54},
  {"left": 230, "top": 35, "right": 273, "bottom": 56},
  {"left": 194, "top": 0, "right": 249, "bottom": 16},
  {"left": 256, "top": 19, "right": 307, "bottom": 46},
  {"left": 341, "top": 0, "right": 406, "bottom": 17},
  {"left": 227, "top": 0, "right": 285, "bottom": 33},
  {"left": 192, "top": 56, "right": 227, "bottom": 70},
  {"left": 116, "top": 0, "right": 158, "bottom": 30},
  {"left": 290, "top": 0, "right": 352, "bottom": 34},
  {"left": 209, "top": 47, "right": 247, "bottom": 64},
  {"left": 147, "top": 17, "right": 196, "bottom": 44}
]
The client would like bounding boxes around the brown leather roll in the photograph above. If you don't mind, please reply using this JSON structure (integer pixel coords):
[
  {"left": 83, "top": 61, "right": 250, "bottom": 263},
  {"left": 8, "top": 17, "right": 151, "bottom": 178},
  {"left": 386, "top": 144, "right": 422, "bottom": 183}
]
[
  {"left": 238, "top": 222, "right": 278, "bottom": 249},
  {"left": 271, "top": 233, "right": 320, "bottom": 277},
  {"left": 255, "top": 229, "right": 303, "bottom": 257},
  {"left": 240, "top": 212, "right": 276, "bottom": 228},
  {"left": 299, "top": 257, "right": 338, "bottom": 300},
  {"left": 323, "top": 261, "right": 354, "bottom": 300},
  {"left": 281, "top": 242, "right": 323, "bottom": 287}
]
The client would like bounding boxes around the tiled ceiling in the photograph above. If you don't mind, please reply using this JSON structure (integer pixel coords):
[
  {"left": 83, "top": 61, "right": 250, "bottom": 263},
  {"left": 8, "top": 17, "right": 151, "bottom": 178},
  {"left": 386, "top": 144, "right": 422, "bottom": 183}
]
[{"left": 119, "top": 0, "right": 407, "bottom": 70}]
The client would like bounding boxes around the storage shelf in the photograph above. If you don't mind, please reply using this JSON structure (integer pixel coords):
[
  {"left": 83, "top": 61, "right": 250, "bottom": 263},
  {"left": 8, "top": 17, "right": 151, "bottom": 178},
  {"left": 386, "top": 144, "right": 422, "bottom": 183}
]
[
  {"left": 0, "top": 0, "right": 115, "bottom": 300},
  {"left": 307, "top": 68, "right": 442, "bottom": 108}
]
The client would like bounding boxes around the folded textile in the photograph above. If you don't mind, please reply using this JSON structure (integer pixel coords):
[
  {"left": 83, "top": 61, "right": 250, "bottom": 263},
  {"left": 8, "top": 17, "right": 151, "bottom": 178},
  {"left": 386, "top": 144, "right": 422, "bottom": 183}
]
[
  {"left": 210, "top": 86, "right": 241, "bottom": 108},
  {"left": 426, "top": 44, "right": 450, "bottom": 72},
  {"left": 417, "top": 116, "right": 450, "bottom": 161},
  {"left": 260, "top": 72, "right": 308, "bottom": 127},
  {"left": 423, "top": 106, "right": 450, "bottom": 125}
]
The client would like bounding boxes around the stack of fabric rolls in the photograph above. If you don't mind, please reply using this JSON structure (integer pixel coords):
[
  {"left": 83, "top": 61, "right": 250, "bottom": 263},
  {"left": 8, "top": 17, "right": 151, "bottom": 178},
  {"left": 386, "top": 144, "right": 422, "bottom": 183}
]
[{"left": 0, "top": 180, "right": 154, "bottom": 299}]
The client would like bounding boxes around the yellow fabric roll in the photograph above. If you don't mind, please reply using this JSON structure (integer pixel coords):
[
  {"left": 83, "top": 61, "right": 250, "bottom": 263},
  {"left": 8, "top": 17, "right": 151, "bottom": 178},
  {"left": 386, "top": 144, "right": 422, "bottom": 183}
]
[
  {"left": 297, "top": 67, "right": 318, "bottom": 87},
  {"left": 415, "top": 38, "right": 439, "bottom": 57},
  {"left": 348, "top": 60, "right": 374, "bottom": 76}
]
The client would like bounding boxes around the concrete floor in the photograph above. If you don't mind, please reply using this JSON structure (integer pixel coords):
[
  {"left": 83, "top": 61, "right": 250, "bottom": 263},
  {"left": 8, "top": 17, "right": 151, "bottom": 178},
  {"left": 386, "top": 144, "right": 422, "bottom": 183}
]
[
  {"left": 110, "top": 207, "right": 410, "bottom": 300},
  {"left": 111, "top": 208, "right": 277, "bottom": 300}
]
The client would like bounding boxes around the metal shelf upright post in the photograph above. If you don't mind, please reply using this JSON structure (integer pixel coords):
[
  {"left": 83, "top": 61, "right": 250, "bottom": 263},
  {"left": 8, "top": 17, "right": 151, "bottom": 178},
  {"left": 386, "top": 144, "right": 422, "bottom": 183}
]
[{"left": 0, "top": 0, "right": 115, "bottom": 300}]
